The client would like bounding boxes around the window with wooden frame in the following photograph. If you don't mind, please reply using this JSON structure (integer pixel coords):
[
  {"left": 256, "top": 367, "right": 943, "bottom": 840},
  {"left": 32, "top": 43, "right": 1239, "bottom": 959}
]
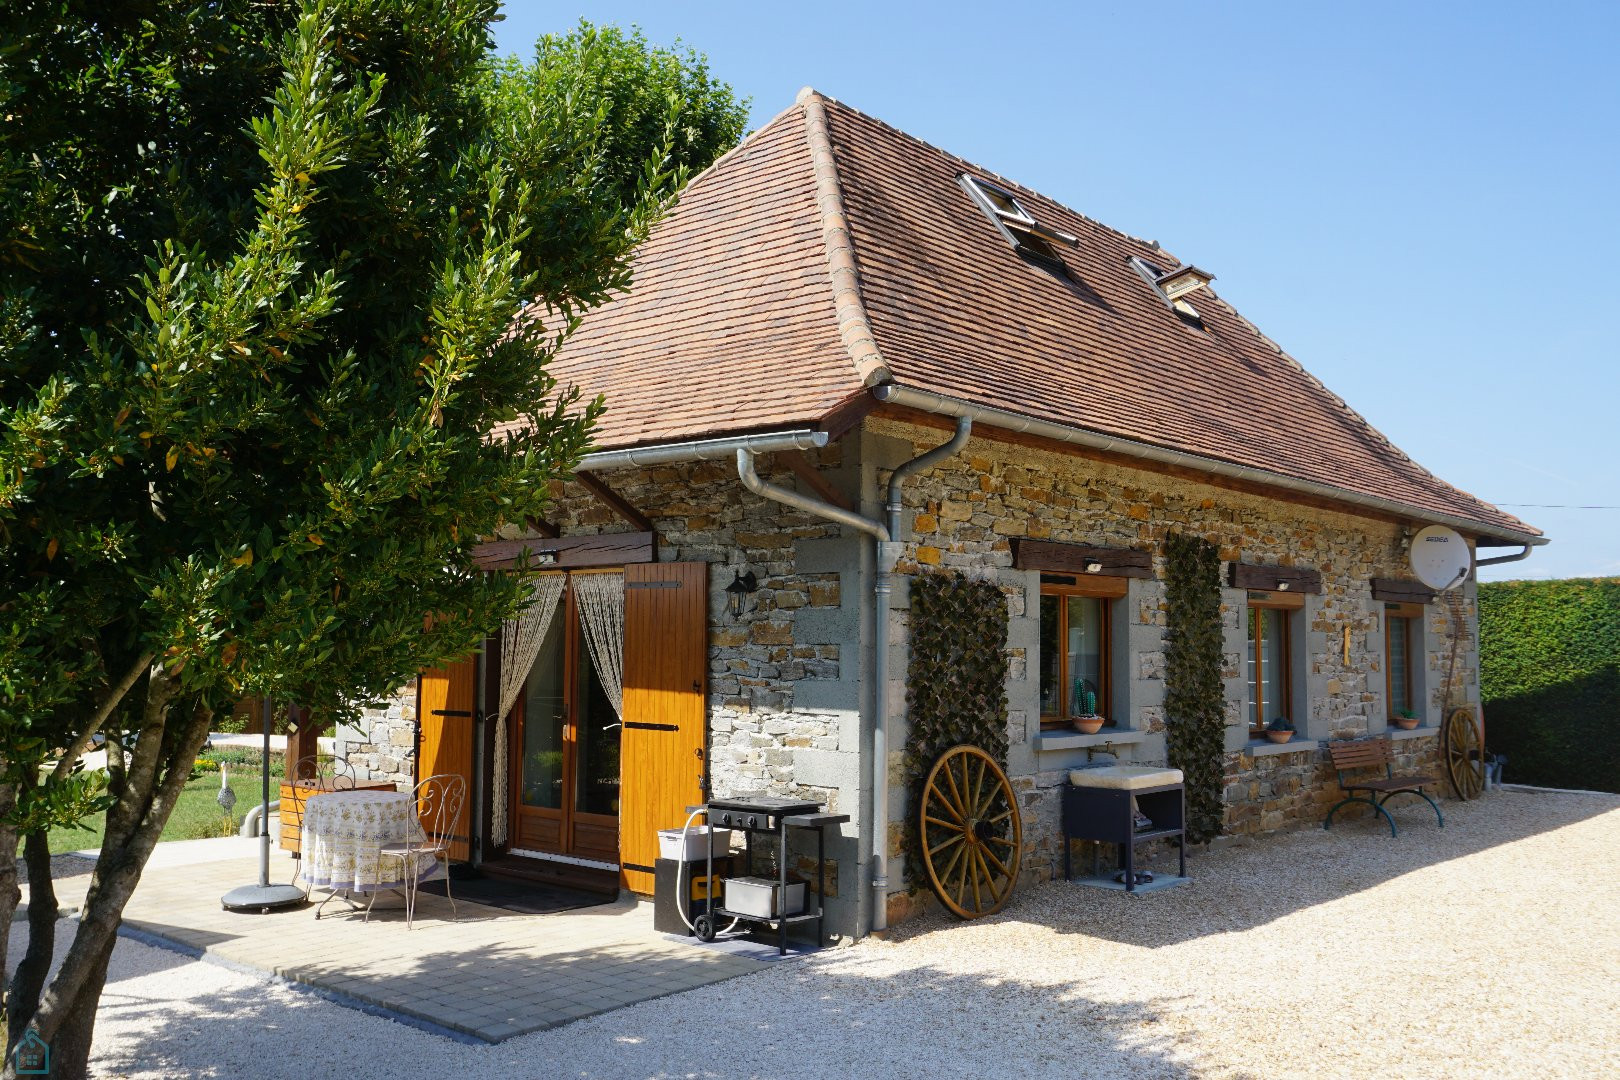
[
  {"left": 1384, "top": 601, "right": 1423, "bottom": 719},
  {"left": 1246, "top": 590, "right": 1301, "bottom": 735},
  {"left": 1038, "top": 573, "right": 1125, "bottom": 728}
]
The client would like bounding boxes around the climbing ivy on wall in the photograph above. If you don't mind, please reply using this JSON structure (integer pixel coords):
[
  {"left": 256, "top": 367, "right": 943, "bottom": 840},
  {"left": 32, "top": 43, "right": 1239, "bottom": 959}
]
[
  {"left": 1163, "top": 533, "right": 1226, "bottom": 844},
  {"left": 901, "top": 571, "right": 1010, "bottom": 890}
]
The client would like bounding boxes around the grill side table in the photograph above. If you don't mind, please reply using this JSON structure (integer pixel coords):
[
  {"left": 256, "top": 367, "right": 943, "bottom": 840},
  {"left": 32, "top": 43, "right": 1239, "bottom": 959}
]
[{"left": 1062, "top": 779, "right": 1186, "bottom": 890}]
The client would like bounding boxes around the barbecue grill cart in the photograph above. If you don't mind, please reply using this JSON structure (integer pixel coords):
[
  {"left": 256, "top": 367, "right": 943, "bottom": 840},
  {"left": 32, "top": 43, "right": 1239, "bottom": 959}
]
[{"left": 692, "top": 796, "right": 848, "bottom": 955}]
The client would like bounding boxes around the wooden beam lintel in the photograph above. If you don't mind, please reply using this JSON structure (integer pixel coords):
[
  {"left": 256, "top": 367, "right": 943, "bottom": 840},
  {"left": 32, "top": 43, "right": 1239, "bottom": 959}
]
[
  {"left": 778, "top": 449, "right": 853, "bottom": 512},
  {"left": 1230, "top": 561, "right": 1323, "bottom": 595},
  {"left": 473, "top": 531, "right": 653, "bottom": 571},
  {"left": 1011, "top": 538, "right": 1154, "bottom": 579},
  {"left": 575, "top": 471, "right": 654, "bottom": 533}
]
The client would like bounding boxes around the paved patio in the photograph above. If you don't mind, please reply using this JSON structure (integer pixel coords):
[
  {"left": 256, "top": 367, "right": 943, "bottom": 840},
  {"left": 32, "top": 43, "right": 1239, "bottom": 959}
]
[{"left": 31, "top": 837, "right": 764, "bottom": 1043}]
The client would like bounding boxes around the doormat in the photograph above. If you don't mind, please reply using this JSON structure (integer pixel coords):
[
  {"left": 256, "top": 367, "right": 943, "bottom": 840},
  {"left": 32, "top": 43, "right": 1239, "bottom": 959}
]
[{"left": 416, "top": 876, "right": 612, "bottom": 916}]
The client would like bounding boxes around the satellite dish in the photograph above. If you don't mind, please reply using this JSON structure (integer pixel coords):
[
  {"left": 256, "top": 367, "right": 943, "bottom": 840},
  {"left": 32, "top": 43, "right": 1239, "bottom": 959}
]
[{"left": 1409, "top": 525, "right": 1471, "bottom": 590}]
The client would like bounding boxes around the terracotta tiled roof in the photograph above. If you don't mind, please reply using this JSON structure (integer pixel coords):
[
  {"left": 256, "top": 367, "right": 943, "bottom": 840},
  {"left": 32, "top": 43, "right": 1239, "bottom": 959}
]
[{"left": 545, "top": 89, "right": 1539, "bottom": 542}]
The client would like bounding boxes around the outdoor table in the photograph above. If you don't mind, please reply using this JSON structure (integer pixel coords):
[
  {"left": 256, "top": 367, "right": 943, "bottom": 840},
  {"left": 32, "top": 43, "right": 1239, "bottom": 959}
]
[{"left": 299, "top": 789, "right": 441, "bottom": 912}]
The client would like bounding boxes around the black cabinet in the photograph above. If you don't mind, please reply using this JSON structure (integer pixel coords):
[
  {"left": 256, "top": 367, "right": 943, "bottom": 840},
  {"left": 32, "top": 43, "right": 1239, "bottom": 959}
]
[{"left": 1062, "top": 780, "right": 1186, "bottom": 890}]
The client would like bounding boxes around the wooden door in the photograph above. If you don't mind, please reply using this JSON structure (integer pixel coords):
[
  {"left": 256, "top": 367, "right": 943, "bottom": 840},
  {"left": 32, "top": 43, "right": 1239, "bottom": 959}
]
[
  {"left": 418, "top": 656, "right": 476, "bottom": 862},
  {"left": 618, "top": 562, "right": 708, "bottom": 894}
]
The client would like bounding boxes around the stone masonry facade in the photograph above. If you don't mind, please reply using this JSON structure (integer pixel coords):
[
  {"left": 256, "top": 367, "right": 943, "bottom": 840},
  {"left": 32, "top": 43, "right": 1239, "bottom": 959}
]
[
  {"left": 331, "top": 416, "right": 1477, "bottom": 934},
  {"left": 868, "top": 416, "right": 1476, "bottom": 906},
  {"left": 334, "top": 686, "right": 417, "bottom": 791}
]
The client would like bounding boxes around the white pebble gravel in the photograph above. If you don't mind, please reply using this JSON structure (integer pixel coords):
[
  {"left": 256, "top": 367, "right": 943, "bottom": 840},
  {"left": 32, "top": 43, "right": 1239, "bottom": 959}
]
[{"left": 17, "top": 789, "right": 1618, "bottom": 1079}]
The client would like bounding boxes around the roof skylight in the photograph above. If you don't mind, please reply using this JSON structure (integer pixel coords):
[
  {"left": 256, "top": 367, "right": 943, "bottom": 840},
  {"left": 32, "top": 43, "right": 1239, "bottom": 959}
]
[
  {"left": 1130, "top": 256, "right": 1214, "bottom": 326},
  {"left": 960, "top": 175, "right": 1078, "bottom": 271}
]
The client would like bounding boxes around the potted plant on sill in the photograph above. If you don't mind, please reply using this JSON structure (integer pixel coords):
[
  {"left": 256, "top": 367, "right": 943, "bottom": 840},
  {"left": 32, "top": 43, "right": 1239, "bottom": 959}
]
[
  {"left": 1394, "top": 708, "right": 1420, "bottom": 731},
  {"left": 1264, "top": 717, "right": 1295, "bottom": 744},
  {"left": 1071, "top": 677, "right": 1104, "bottom": 734},
  {"left": 1072, "top": 714, "right": 1105, "bottom": 735}
]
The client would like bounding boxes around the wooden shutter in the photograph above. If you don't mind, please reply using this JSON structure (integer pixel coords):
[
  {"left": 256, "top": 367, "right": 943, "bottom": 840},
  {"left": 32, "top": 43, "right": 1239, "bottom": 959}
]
[
  {"left": 417, "top": 656, "right": 477, "bottom": 862},
  {"left": 618, "top": 562, "right": 708, "bottom": 895}
]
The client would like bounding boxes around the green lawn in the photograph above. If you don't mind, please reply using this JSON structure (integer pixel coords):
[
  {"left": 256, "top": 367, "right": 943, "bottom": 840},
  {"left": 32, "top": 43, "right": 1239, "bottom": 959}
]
[{"left": 40, "top": 747, "right": 286, "bottom": 856}]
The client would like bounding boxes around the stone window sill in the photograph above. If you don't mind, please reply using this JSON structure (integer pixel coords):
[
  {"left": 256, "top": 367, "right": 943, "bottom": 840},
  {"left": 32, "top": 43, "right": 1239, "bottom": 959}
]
[
  {"left": 1385, "top": 726, "right": 1437, "bottom": 741},
  {"left": 1036, "top": 729, "right": 1149, "bottom": 754},
  {"left": 1242, "top": 736, "right": 1322, "bottom": 758}
]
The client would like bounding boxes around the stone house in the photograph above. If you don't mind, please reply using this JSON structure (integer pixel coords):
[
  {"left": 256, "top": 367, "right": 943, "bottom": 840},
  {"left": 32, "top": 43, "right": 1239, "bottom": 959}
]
[{"left": 334, "top": 89, "right": 1544, "bottom": 940}]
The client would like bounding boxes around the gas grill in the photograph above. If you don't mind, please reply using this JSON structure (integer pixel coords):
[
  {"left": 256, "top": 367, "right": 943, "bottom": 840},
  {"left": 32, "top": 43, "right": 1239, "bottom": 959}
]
[
  {"left": 705, "top": 796, "right": 822, "bottom": 833},
  {"left": 692, "top": 795, "right": 848, "bottom": 954}
]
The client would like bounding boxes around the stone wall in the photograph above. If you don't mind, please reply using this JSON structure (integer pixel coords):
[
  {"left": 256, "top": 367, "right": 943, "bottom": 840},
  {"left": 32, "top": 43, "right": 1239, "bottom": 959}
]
[
  {"left": 866, "top": 416, "right": 1476, "bottom": 896},
  {"left": 332, "top": 685, "right": 417, "bottom": 791},
  {"left": 1222, "top": 732, "right": 1445, "bottom": 835},
  {"left": 534, "top": 448, "right": 860, "bottom": 816},
  {"left": 499, "top": 446, "right": 871, "bottom": 928}
]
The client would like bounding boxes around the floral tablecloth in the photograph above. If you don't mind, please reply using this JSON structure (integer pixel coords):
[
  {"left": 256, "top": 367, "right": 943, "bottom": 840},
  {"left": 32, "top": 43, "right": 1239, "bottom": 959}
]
[{"left": 300, "top": 789, "right": 442, "bottom": 894}]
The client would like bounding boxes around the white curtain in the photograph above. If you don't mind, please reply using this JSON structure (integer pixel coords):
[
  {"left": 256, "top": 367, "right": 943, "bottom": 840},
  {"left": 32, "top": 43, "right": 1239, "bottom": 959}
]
[
  {"left": 573, "top": 572, "right": 626, "bottom": 720},
  {"left": 492, "top": 574, "right": 566, "bottom": 846}
]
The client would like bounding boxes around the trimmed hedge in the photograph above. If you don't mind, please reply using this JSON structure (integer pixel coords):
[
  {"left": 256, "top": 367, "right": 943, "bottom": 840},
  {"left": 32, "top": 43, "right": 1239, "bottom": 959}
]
[{"left": 1479, "top": 577, "right": 1620, "bottom": 794}]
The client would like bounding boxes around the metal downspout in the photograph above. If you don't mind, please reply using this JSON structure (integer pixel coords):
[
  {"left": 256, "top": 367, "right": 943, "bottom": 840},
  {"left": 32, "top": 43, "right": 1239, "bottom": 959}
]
[
  {"left": 737, "top": 420, "right": 971, "bottom": 937},
  {"left": 1476, "top": 544, "right": 1533, "bottom": 567},
  {"left": 737, "top": 449, "right": 890, "bottom": 937},
  {"left": 874, "top": 416, "right": 971, "bottom": 931}
]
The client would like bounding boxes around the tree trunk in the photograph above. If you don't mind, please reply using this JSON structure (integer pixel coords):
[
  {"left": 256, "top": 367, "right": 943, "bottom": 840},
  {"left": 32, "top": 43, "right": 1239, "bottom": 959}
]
[
  {"left": 6, "top": 833, "right": 57, "bottom": 1054},
  {"left": 1, "top": 675, "right": 211, "bottom": 1080},
  {"left": 34, "top": 936, "right": 112, "bottom": 1080},
  {"left": 0, "top": 780, "right": 19, "bottom": 1024}
]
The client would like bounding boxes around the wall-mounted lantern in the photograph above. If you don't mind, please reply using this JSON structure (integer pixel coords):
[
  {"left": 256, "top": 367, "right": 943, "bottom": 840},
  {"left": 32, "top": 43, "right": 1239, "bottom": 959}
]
[{"left": 725, "top": 569, "right": 759, "bottom": 618}]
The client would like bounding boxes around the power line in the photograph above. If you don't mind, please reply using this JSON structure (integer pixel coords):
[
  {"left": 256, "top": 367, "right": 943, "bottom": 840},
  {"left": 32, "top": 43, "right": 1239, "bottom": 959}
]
[{"left": 1492, "top": 503, "right": 1620, "bottom": 509}]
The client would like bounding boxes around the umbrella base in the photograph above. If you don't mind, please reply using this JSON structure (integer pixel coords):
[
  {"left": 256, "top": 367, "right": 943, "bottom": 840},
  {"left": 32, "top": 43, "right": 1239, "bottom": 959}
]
[{"left": 221, "top": 882, "right": 306, "bottom": 913}]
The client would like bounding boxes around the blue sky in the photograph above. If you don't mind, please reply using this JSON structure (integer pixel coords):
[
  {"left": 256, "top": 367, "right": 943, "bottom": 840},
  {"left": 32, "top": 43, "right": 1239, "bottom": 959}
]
[{"left": 495, "top": 2, "right": 1618, "bottom": 582}]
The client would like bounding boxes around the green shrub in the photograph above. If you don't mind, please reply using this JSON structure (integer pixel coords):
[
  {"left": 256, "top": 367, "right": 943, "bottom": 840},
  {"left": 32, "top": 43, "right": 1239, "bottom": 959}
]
[
  {"left": 1480, "top": 577, "right": 1620, "bottom": 793},
  {"left": 195, "top": 746, "right": 287, "bottom": 779}
]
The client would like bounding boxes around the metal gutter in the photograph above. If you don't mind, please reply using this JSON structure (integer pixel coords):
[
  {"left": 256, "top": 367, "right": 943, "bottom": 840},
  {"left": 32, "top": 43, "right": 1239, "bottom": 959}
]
[
  {"left": 872, "top": 384, "right": 1546, "bottom": 549},
  {"left": 577, "top": 429, "right": 828, "bottom": 472},
  {"left": 1476, "top": 544, "right": 1534, "bottom": 567}
]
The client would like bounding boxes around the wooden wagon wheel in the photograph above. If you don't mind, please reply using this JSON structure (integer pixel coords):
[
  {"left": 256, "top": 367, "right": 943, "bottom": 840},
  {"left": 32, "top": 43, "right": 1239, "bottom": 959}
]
[
  {"left": 1444, "top": 706, "right": 1484, "bottom": 800},
  {"left": 919, "top": 744, "right": 1023, "bottom": 920}
]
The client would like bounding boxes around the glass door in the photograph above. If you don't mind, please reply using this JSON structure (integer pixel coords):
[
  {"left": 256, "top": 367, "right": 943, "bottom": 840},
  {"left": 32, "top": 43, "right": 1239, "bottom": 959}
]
[
  {"left": 568, "top": 632, "right": 620, "bottom": 863},
  {"left": 509, "top": 577, "right": 622, "bottom": 863},
  {"left": 514, "top": 597, "right": 567, "bottom": 852}
]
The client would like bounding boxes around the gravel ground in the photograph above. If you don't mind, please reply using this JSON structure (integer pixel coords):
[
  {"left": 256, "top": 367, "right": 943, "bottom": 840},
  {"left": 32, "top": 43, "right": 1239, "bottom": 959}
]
[{"left": 16, "top": 788, "right": 1619, "bottom": 1079}]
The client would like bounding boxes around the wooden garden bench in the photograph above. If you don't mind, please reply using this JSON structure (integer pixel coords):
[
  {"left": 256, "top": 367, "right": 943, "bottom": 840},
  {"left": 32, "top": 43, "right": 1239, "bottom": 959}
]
[{"left": 1323, "top": 736, "right": 1444, "bottom": 837}]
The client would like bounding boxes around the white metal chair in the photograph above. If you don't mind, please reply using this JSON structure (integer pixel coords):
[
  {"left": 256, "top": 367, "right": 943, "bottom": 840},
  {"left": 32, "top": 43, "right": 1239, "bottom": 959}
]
[
  {"left": 369, "top": 773, "right": 465, "bottom": 929},
  {"left": 287, "top": 754, "right": 356, "bottom": 897}
]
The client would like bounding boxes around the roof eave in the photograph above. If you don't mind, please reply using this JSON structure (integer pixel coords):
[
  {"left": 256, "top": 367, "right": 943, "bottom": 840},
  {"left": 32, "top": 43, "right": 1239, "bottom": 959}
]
[{"left": 872, "top": 383, "right": 1546, "bottom": 548}]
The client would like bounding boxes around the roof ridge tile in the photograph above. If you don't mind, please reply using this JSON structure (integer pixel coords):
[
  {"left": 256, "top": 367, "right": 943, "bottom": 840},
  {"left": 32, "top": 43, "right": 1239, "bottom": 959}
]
[{"left": 797, "top": 89, "right": 891, "bottom": 387}]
